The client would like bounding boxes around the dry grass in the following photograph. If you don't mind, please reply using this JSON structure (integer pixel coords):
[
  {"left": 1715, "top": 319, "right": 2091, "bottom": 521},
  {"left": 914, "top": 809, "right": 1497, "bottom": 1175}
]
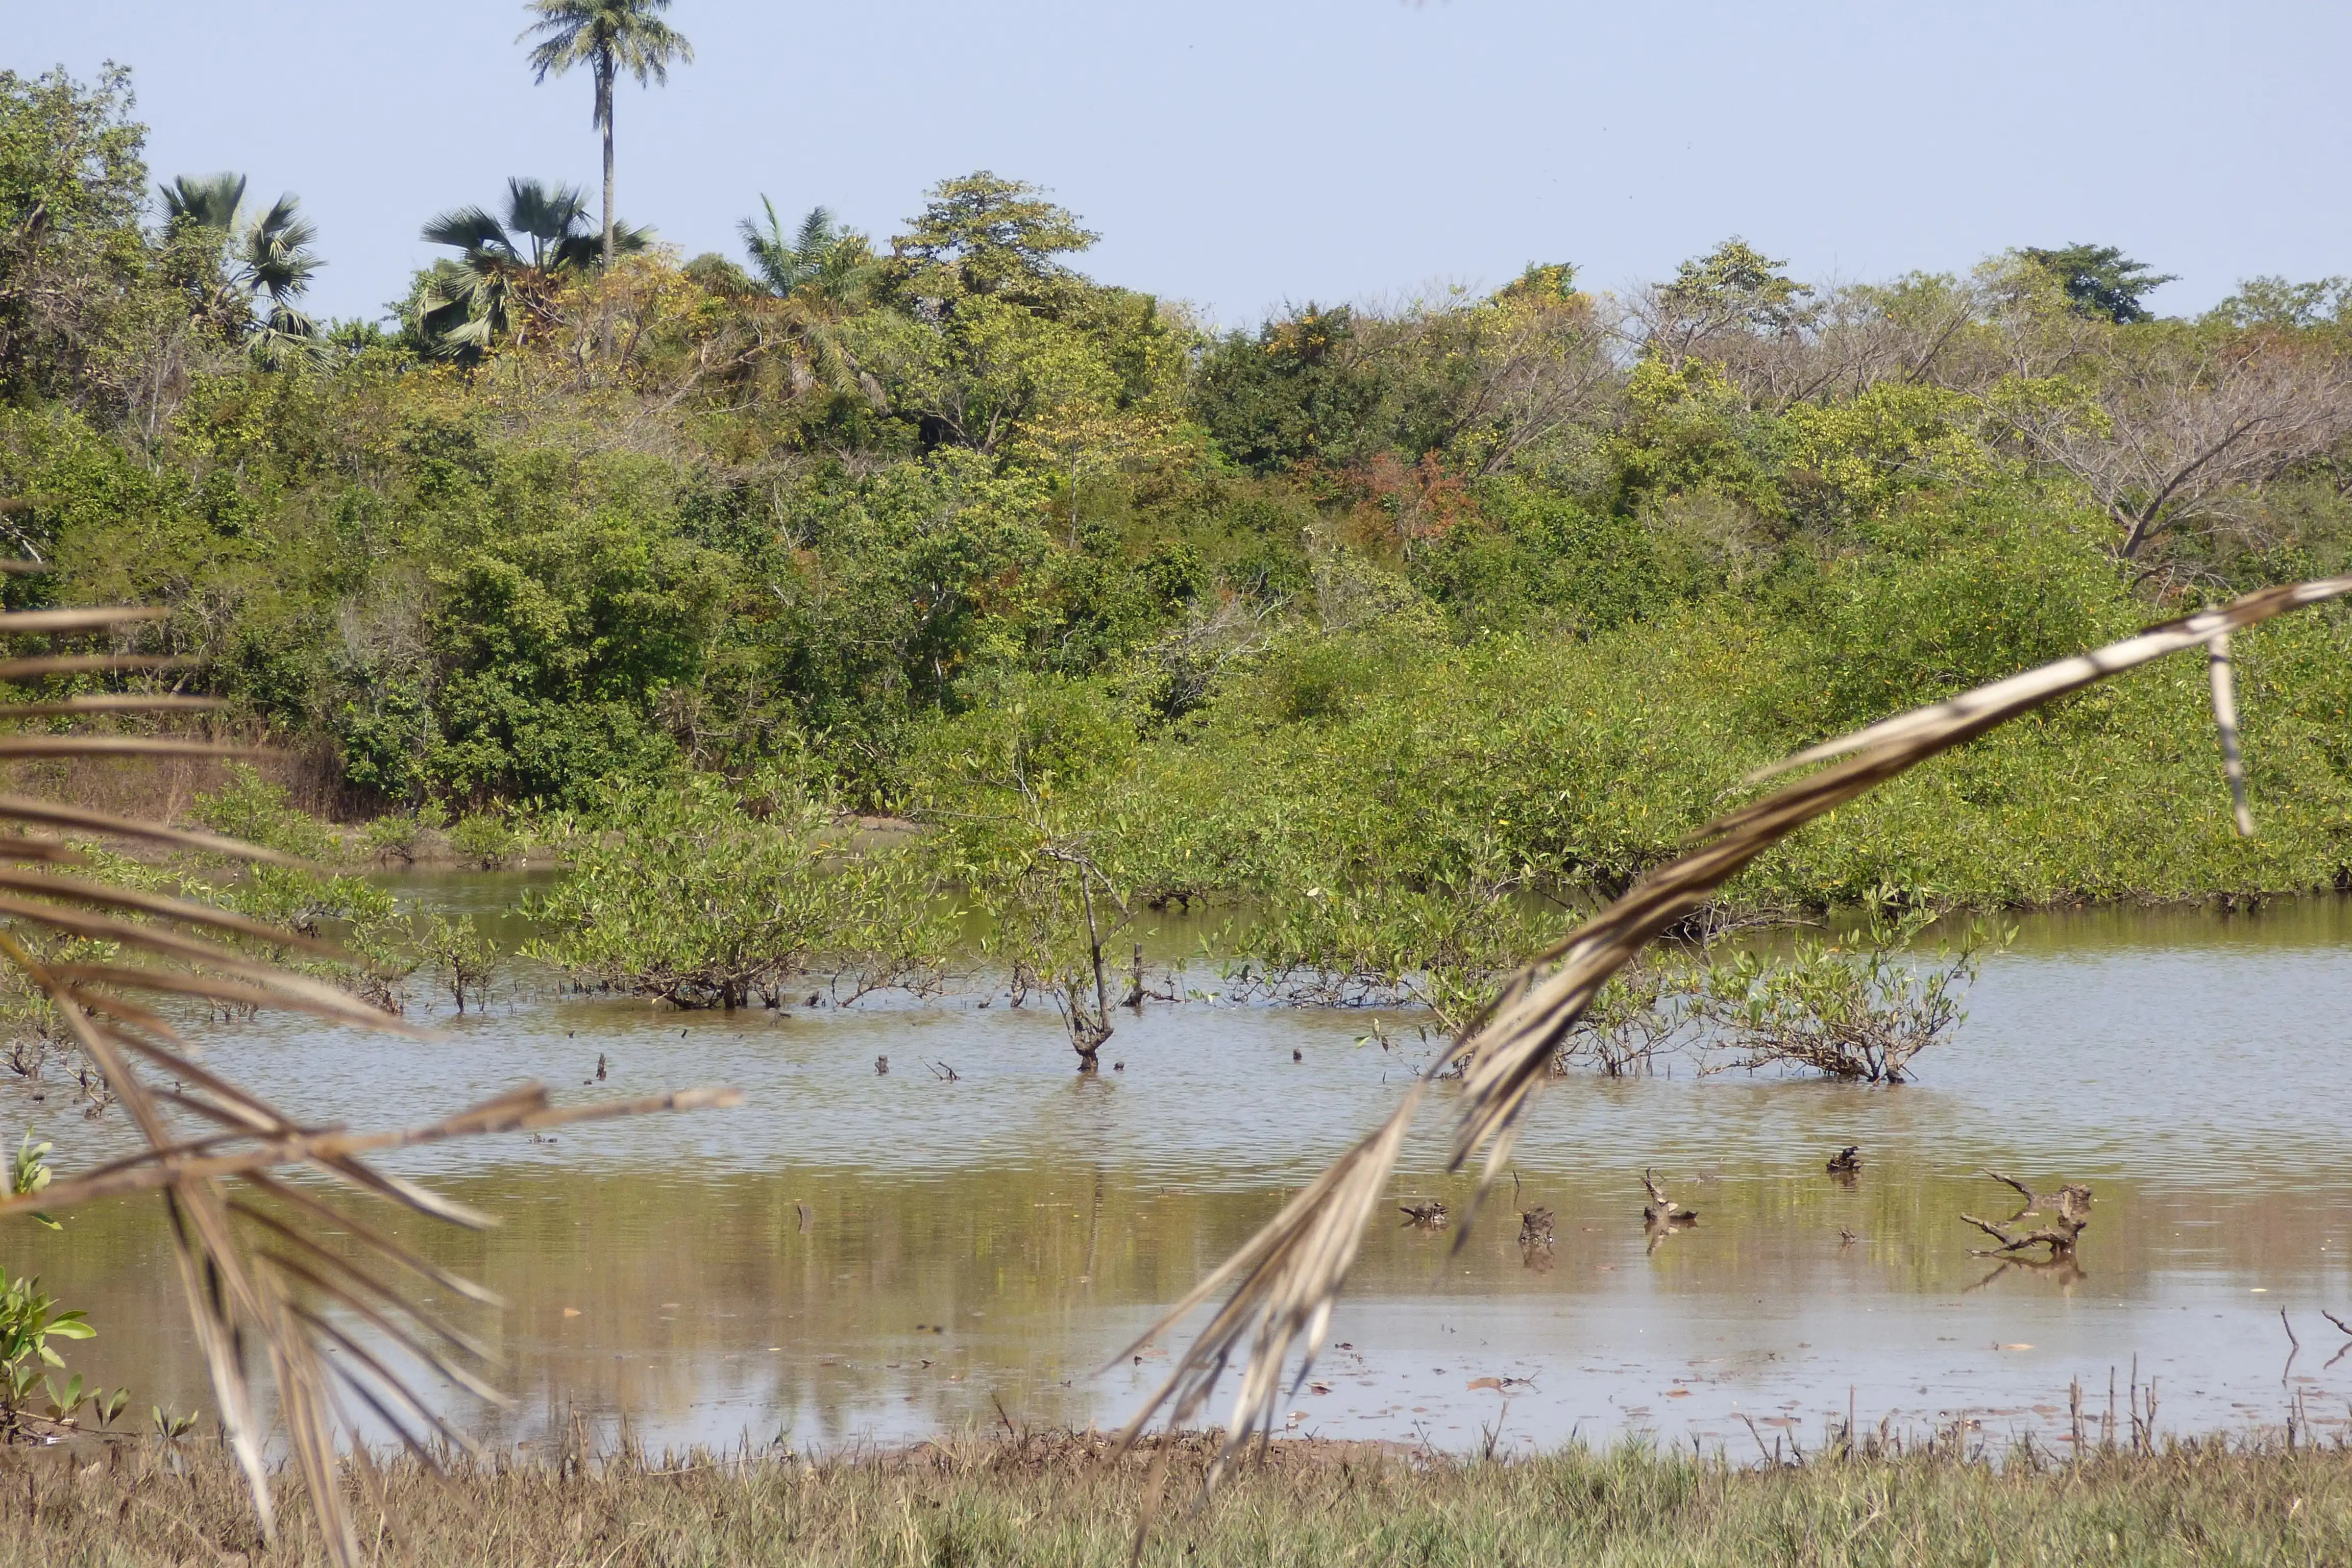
[{"left": 3, "top": 1430, "right": 2348, "bottom": 1566}]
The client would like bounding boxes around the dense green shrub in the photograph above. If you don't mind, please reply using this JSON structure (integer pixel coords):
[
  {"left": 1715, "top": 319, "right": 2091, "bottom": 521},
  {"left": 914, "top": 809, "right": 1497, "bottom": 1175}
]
[{"left": 524, "top": 775, "right": 949, "bottom": 1010}]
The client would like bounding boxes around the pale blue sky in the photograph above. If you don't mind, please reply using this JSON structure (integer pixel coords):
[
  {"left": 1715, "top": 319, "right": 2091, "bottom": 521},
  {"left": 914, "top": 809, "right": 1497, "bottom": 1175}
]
[{"left": 16, "top": 1, "right": 2349, "bottom": 328}]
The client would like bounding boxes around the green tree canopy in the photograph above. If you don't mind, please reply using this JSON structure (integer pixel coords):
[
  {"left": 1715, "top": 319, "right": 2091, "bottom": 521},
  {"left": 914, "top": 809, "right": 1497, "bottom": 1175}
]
[
  {"left": 888, "top": 172, "right": 1100, "bottom": 314},
  {"left": 2203, "top": 274, "right": 2350, "bottom": 331},
  {"left": 0, "top": 65, "right": 150, "bottom": 403},
  {"left": 2021, "top": 242, "right": 2177, "bottom": 324}
]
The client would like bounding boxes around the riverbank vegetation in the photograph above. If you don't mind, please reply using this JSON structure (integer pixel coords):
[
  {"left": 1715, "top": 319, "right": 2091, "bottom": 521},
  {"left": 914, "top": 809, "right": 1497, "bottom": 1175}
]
[
  {"left": 4, "top": 1428, "right": 2349, "bottom": 1567},
  {"left": 8, "top": 63, "right": 2352, "bottom": 1016}
]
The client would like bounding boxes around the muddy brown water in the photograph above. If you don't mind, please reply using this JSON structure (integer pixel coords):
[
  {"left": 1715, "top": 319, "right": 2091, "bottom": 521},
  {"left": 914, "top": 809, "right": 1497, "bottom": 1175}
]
[{"left": 9, "top": 885, "right": 2352, "bottom": 1457}]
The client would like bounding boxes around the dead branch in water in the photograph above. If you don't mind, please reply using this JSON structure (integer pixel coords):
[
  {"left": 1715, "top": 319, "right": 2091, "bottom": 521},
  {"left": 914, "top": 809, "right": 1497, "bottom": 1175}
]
[
  {"left": 1641, "top": 1169, "right": 1698, "bottom": 1252},
  {"left": 1962, "top": 1170, "right": 2092, "bottom": 1259},
  {"left": 1641, "top": 1169, "right": 1697, "bottom": 1227},
  {"left": 2322, "top": 1309, "right": 2352, "bottom": 1370}
]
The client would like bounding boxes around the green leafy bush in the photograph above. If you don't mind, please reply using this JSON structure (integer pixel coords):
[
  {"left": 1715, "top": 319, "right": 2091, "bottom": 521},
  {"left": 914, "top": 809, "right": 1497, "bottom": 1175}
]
[
  {"left": 448, "top": 811, "right": 523, "bottom": 870},
  {"left": 362, "top": 812, "right": 422, "bottom": 864},
  {"left": 1693, "top": 911, "right": 2002, "bottom": 1083},
  {"left": 418, "top": 912, "right": 499, "bottom": 1014},
  {"left": 0, "top": 1265, "right": 92, "bottom": 1436},
  {"left": 189, "top": 767, "right": 408, "bottom": 1008},
  {"left": 526, "top": 775, "right": 948, "bottom": 1010}
]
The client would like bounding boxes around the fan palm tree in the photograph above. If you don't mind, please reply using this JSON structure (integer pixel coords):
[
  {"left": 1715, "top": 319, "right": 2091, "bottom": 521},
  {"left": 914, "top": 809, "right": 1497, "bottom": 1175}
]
[
  {"left": 159, "top": 173, "right": 324, "bottom": 365},
  {"left": 416, "top": 177, "right": 649, "bottom": 356},
  {"left": 520, "top": 0, "right": 693, "bottom": 270},
  {"left": 233, "top": 195, "right": 324, "bottom": 365}
]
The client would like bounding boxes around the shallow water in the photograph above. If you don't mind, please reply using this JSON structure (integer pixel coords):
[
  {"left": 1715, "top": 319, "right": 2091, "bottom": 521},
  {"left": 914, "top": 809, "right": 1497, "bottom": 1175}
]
[{"left": 10, "top": 893, "right": 2352, "bottom": 1457}]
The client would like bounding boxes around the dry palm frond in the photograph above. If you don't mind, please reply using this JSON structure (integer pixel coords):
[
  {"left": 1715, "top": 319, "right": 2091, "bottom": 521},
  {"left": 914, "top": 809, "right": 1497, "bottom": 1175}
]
[
  {"left": 1110, "top": 1084, "right": 1424, "bottom": 1488},
  {"left": 0, "top": 606, "right": 167, "bottom": 636},
  {"left": 0, "top": 598, "right": 738, "bottom": 1567},
  {"left": 2207, "top": 631, "right": 2253, "bottom": 835},
  {"left": 0, "top": 653, "right": 193, "bottom": 681},
  {"left": 1117, "top": 576, "right": 2352, "bottom": 1475},
  {"left": 0, "top": 694, "right": 226, "bottom": 720}
]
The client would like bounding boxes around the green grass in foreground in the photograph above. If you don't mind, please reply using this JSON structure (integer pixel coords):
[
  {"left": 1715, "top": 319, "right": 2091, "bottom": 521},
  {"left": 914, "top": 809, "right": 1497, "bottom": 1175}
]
[{"left": 5, "top": 1430, "right": 2347, "bottom": 1566}]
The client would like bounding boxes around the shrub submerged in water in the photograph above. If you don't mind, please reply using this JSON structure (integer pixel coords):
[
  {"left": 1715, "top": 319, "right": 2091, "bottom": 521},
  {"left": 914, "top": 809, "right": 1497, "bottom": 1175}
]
[{"left": 524, "top": 775, "right": 949, "bottom": 1010}]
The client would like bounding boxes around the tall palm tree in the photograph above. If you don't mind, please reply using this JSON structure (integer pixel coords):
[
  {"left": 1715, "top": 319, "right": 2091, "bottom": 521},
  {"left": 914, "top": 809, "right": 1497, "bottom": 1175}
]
[
  {"left": 417, "top": 176, "right": 649, "bottom": 356},
  {"left": 520, "top": 0, "right": 693, "bottom": 270},
  {"left": 159, "top": 173, "right": 324, "bottom": 365}
]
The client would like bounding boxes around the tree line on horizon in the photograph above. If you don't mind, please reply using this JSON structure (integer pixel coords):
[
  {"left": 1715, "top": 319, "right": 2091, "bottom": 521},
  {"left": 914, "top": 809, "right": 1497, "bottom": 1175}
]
[{"left": 4, "top": 50, "right": 2352, "bottom": 936}]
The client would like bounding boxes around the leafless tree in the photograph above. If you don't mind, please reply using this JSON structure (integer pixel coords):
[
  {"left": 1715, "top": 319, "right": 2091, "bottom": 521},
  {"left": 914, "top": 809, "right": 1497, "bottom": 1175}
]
[
  {"left": 1990, "top": 329, "right": 2352, "bottom": 566},
  {"left": 1438, "top": 290, "right": 1620, "bottom": 476},
  {"left": 1128, "top": 591, "right": 1278, "bottom": 718},
  {"left": 1345, "top": 279, "right": 1622, "bottom": 478},
  {"left": 1616, "top": 252, "right": 2011, "bottom": 413}
]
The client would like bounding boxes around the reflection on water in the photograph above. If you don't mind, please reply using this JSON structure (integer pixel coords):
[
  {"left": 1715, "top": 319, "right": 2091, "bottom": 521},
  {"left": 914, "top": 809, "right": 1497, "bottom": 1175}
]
[{"left": 9, "top": 896, "right": 2352, "bottom": 1453}]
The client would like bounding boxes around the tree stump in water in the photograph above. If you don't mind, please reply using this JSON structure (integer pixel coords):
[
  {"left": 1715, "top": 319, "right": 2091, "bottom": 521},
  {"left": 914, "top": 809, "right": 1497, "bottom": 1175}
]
[{"left": 1518, "top": 1207, "right": 1557, "bottom": 1271}]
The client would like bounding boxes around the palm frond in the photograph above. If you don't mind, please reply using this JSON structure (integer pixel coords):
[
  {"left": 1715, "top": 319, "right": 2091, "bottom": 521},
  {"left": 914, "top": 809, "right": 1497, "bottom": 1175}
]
[
  {"left": 739, "top": 196, "right": 787, "bottom": 287},
  {"left": 504, "top": 177, "right": 591, "bottom": 247},
  {"left": 1111, "top": 1086, "right": 1424, "bottom": 1486},
  {"left": 0, "top": 793, "right": 301, "bottom": 863},
  {"left": 0, "top": 695, "right": 225, "bottom": 719},
  {"left": 552, "top": 219, "right": 652, "bottom": 274},
  {"left": 420, "top": 206, "right": 513, "bottom": 257},
  {"left": 741, "top": 200, "right": 851, "bottom": 299},
  {"left": 1118, "top": 576, "right": 2352, "bottom": 1480},
  {"left": 0, "top": 735, "right": 248, "bottom": 761},
  {"left": 519, "top": 0, "right": 694, "bottom": 96},
  {"left": 0, "top": 606, "right": 165, "bottom": 635},
  {"left": 2207, "top": 631, "right": 2253, "bottom": 835},
  {"left": 0, "top": 653, "right": 191, "bottom": 680},
  {"left": 0, "top": 593, "right": 738, "bottom": 1566},
  {"left": 161, "top": 172, "right": 246, "bottom": 233},
  {"left": 237, "top": 194, "right": 321, "bottom": 306},
  {"left": 793, "top": 204, "right": 838, "bottom": 261}
]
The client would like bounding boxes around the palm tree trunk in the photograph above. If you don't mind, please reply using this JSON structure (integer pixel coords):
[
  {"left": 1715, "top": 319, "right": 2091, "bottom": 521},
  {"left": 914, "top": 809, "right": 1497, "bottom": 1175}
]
[{"left": 598, "top": 62, "right": 617, "bottom": 271}]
